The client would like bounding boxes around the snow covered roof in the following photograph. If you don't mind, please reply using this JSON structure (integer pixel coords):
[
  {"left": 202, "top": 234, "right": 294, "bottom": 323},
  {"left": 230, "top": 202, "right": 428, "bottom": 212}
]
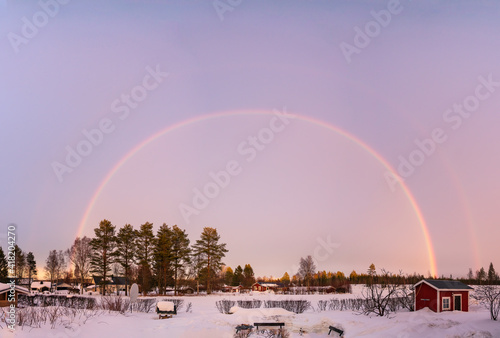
[
  {"left": 0, "top": 283, "right": 30, "bottom": 295},
  {"left": 253, "top": 282, "right": 282, "bottom": 288},
  {"left": 56, "top": 283, "right": 74, "bottom": 288},
  {"left": 157, "top": 301, "right": 175, "bottom": 312},
  {"left": 31, "top": 281, "right": 51, "bottom": 289}
]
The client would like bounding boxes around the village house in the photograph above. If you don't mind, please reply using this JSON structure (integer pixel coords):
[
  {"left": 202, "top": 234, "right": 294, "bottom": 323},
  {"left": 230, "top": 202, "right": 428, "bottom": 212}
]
[
  {"left": 251, "top": 282, "right": 284, "bottom": 292},
  {"left": 415, "top": 279, "right": 473, "bottom": 313},
  {"left": 0, "top": 283, "right": 30, "bottom": 307},
  {"left": 31, "top": 281, "right": 51, "bottom": 293},
  {"left": 92, "top": 276, "right": 130, "bottom": 294},
  {"left": 222, "top": 285, "right": 244, "bottom": 293}
]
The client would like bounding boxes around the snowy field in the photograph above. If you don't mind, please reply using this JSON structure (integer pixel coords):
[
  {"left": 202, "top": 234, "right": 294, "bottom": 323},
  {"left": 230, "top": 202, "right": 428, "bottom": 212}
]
[{"left": 2, "top": 286, "right": 499, "bottom": 338}]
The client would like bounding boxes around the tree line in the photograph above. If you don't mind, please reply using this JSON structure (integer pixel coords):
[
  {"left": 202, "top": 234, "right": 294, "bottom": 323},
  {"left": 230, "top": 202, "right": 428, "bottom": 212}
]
[
  {"left": 0, "top": 220, "right": 229, "bottom": 296},
  {"left": 79, "top": 219, "right": 228, "bottom": 295},
  {"left": 0, "top": 245, "right": 37, "bottom": 290}
]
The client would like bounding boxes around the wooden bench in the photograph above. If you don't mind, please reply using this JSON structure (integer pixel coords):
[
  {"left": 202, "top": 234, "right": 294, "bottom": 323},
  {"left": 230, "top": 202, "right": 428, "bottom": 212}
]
[
  {"left": 254, "top": 322, "right": 285, "bottom": 330},
  {"left": 328, "top": 325, "right": 344, "bottom": 336},
  {"left": 235, "top": 324, "right": 254, "bottom": 333}
]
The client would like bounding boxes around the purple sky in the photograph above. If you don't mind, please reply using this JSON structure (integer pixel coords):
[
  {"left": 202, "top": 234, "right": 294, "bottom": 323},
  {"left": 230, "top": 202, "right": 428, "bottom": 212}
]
[{"left": 1, "top": 0, "right": 500, "bottom": 279}]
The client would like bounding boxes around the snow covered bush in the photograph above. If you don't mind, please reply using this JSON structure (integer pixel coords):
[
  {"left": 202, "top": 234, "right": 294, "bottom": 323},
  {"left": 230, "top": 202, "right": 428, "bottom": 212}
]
[
  {"left": 18, "top": 294, "right": 98, "bottom": 309},
  {"left": 237, "top": 300, "right": 262, "bottom": 309},
  {"left": 317, "top": 298, "right": 366, "bottom": 312},
  {"left": 163, "top": 298, "right": 184, "bottom": 312},
  {"left": 1, "top": 305, "right": 100, "bottom": 331},
  {"left": 135, "top": 298, "right": 156, "bottom": 313},
  {"left": 216, "top": 299, "right": 235, "bottom": 314},
  {"left": 100, "top": 296, "right": 130, "bottom": 313},
  {"left": 263, "top": 300, "right": 311, "bottom": 314}
]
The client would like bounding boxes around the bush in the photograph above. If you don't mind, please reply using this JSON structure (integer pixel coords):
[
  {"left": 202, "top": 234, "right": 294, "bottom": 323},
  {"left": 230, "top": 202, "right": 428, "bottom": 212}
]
[
  {"left": 100, "top": 296, "right": 130, "bottom": 313},
  {"left": 135, "top": 298, "right": 156, "bottom": 313},
  {"left": 163, "top": 298, "right": 184, "bottom": 312},
  {"left": 316, "top": 298, "right": 366, "bottom": 312},
  {"left": 18, "top": 294, "right": 97, "bottom": 309},
  {"left": 216, "top": 299, "right": 235, "bottom": 314},
  {"left": 237, "top": 300, "right": 262, "bottom": 309},
  {"left": 263, "top": 300, "right": 311, "bottom": 314}
]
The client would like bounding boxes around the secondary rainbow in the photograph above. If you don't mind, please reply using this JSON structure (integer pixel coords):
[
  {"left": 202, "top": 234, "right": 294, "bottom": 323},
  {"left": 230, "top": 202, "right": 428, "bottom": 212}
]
[{"left": 76, "top": 110, "right": 438, "bottom": 277}]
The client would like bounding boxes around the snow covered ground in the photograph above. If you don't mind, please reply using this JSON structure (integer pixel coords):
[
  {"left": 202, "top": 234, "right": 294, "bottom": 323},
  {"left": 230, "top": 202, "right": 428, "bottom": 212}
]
[{"left": 2, "top": 287, "right": 499, "bottom": 337}]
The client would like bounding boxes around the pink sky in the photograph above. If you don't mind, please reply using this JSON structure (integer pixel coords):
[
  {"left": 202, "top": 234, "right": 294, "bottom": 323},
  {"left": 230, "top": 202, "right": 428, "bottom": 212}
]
[{"left": 1, "top": 0, "right": 500, "bottom": 279}]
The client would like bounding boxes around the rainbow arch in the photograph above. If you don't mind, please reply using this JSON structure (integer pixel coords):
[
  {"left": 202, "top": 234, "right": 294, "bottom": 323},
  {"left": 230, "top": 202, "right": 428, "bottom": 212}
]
[{"left": 77, "top": 110, "right": 438, "bottom": 277}]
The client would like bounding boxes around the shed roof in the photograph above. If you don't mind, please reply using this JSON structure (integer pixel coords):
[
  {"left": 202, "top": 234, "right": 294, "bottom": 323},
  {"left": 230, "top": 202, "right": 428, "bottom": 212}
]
[
  {"left": 0, "top": 283, "right": 30, "bottom": 295},
  {"left": 93, "top": 276, "right": 130, "bottom": 286},
  {"left": 31, "top": 281, "right": 51, "bottom": 289},
  {"left": 416, "top": 279, "right": 473, "bottom": 290}
]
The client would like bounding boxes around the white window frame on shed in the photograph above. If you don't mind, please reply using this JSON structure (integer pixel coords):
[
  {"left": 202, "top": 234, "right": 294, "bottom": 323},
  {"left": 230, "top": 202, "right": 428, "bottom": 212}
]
[{"left": 442, "top": 297, "right": 451, "bottom": 311}]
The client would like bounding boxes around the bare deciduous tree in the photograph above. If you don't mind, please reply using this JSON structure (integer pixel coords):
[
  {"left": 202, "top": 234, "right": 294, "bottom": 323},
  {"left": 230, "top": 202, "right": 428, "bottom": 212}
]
[
  {"left": 298, "top": 255, "right": 316, "bottom": 289},
  {"left": 45, "top": 250, "right": 66, "bottom": 291},
  {"left": 67, "top": 236, "right": 92, "bottom": 294},
  {"left": 360, "top": 269, "right": 406, "bottom": 317},
  {"left": 472, "top": 285, "right": 500, "bottom": 320}
]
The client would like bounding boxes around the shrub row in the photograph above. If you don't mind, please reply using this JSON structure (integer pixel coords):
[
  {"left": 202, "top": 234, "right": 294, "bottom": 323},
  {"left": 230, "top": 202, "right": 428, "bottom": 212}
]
[
  {"left": 216, "top": 299, "right": 311, "bottom": 314},
  {"left": 19, "top": 294, "right": 97, "bottom": 309},
  {"left": 317, "top": 296, "right": 411, "bottom": 312},
  {"left": 18, "top": 294, "right": 167, "bottom": 313},
  {"left": 263, "top": 300, "right": 311, "bottom": 314}
]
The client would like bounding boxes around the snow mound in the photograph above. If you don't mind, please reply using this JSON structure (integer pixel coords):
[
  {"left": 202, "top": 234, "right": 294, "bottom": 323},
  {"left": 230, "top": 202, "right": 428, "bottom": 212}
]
[
  {"left": 229, "top": 306, "right": 294, "bottom": 317},
  {"left": 157, "top": 301, "right": 175, "bottom": 312}
]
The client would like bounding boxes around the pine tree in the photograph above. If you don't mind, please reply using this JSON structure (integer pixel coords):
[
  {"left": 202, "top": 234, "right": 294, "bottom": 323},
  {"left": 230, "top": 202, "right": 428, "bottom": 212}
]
[
  {"left": 350, "top": 270, "right": 358, "bottom": 283},
  {"left": 467, "top": 268, "right": 474, "bottom": 281},
  {"left": 232, "top": 265, "right": 243, "bottom": 286},
  {"left": 0, "top": 247, "right": 8, "bottom": 283},
  {"left": 477, "top": 267, "right": 487, "bottom": 284},
  {"left": 14, "top": 245, "right": 26, "bottom": 281},
  {"left": 26, "top": 252, "right": 37, "bottom": 292},
  {"left": 192, "top": 227, "right": 228, "bottom": 294},
  {"left": 170, "top": 225, "right": 191, "bottom": 295},
  {"left": 136, "top": 222, "right": 155, "bottom": 295},
  {"left": 154, "top": 223, "right": 172, "bottom": 295},
  {"left": 487, "top": 263, "right": 498, "bottom": 284},
  {"left": 224, "top": 267, "right": 234, "bottom": 285},
  {"left": 90, "top": 219, "right": 116, "bottom": 295},
  {"left": 68, "top": 236, "right": 92, "bottom": 294},
  {"left": 115, "top": 224, "right": 136, "bottom": 296},
  {"left": 368, "top": 263, "right": 376, "bottom": 276},
  {"left": 281, "top": 272, "right": 290, "bottom": 286},
  {"left": 243, "top": 264, "right": 255, "bottom": 287}
]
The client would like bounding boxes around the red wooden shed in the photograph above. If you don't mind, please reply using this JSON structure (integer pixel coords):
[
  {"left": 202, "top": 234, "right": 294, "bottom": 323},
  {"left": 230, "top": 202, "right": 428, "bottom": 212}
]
[{"left": 414, "top": 280, "right": 473, "bottom": 313}]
